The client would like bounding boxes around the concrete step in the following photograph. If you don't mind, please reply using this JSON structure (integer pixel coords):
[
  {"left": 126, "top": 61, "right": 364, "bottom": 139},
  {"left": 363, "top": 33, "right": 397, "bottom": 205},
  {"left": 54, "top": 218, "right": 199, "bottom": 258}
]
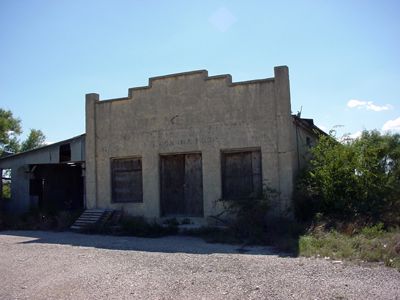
[
  {"left": 70, "top": 209, "right": 110, "bottom": 231},
  {"left": 80, "top": 213, "right": 104, "bottom": 216},
  {"left": 79, "top": 214, "right": 104, "bottom": 218},
  {"left": 70, "top": 209, "right": 121, "bottom": 231},
  {"left": 84, "top": 209, "right": 107, "bottom": 213},
  {"left": 78, "top": 216, "right": 102, "bottom": 220},
  {"left": 74, "top": 220, "right": 97, "bottom": 225}
]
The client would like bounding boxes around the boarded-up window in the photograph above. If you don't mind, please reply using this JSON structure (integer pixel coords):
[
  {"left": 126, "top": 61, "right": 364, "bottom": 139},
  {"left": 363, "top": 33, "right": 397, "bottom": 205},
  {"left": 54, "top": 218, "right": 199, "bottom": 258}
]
[
  {"left": 221, "top": 150, "right": 262, "bottom": 200},
  {"left": 111, "top": 158, "right": 143, "bottom": 203}
]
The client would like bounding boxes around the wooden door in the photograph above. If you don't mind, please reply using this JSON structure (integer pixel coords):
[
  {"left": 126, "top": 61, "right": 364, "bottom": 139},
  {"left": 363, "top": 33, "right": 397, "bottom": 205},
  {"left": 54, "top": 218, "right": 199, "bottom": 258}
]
[
  {"left": 160, "top": 154, "right": 203, "bottom": 217},
  {"left": 160, "top": 155, "right": 185, "bottom": 216},
  {"left": 184, "top": 154, "right": 203, "bottom": 216}
]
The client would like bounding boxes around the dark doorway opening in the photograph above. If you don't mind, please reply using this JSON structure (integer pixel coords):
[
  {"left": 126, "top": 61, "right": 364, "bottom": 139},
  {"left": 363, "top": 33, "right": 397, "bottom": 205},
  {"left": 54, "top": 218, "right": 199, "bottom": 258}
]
[
  {"left": 160, "top": 153, "right": 203, "bottom": 217},
  {"left": 29, "top": 163, "right": 84, "bottom": 213}
]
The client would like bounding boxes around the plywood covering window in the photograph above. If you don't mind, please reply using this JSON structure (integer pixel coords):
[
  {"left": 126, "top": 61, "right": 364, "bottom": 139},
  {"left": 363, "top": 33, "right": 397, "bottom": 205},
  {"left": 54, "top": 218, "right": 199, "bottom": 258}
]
[
  {"left": 111, "top": 157, "right": 143, "bottom": 203},
  {"left": 221, "top": 150, "right": 262, "bottom": 200}
]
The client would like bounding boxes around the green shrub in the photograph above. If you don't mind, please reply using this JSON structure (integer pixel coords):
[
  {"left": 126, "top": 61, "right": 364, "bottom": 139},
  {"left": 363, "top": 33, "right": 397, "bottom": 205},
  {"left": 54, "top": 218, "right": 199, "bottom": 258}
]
[
  {"left": 162, "top": 218, "right": 180, "bottom": 227},
  {"left": 360, "top": 223, "right": 384, "bottom": 239},
  {"left": 299, "top": 232, "right": 353, "bottom": 259},
  {"left": 216, "top": 183, "right": 273, "bottom": 244},
  {"left": 293, "top": 170, "right": 321, "bottom": 222},
  {"left": 1, "top": 181, "right": 11, "bottom": 199},
  {"left": 294, "top": 130, "right": 400, "bottom": 225}
]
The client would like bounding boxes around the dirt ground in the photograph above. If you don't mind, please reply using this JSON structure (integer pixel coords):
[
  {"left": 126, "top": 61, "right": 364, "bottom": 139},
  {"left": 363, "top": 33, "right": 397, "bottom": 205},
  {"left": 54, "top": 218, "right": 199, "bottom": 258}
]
[{"left": 0, "top": 230, "right": 399, "bottom": 299}]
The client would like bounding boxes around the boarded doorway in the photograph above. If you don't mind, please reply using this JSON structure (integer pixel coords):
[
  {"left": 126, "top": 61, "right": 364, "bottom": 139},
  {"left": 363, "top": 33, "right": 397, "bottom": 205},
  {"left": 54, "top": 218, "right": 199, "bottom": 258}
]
[{"left": 160, "top": 153, "right": 203, "bottom": 217}]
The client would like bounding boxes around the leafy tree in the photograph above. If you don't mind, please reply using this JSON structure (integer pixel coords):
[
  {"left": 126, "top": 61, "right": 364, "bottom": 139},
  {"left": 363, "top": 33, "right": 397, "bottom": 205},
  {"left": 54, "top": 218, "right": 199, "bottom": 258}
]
[
  {"left": 0, "top": 108, "right": 46, "bottom": 155},
  {"left": 295, "top": 130, "right": 400, "bottom": 225},
  {"left": 350, "top": 131, "right": 400, "bottom": 220},
  {"left": 0, "top": 109, "right": 21, "bottom": 154},
  {"left": 20, "top": 129, "right": 46, "bottom": 152}
]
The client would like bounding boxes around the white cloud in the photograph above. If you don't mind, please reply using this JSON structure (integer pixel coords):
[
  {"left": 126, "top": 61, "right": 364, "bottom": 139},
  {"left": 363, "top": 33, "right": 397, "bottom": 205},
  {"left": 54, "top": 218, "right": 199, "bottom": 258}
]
[
  {"left": 339, "top": 130, "right": 362, "bottom": 143},
  {"left": 349, "top": 131, "right": 362, "bottom": 139},
  {"left": 347, "top": 99, "right": 366, "bottom": 108},
  {"left": 347, "top": 99, "right": 393, "bottom": 112},
  {"left": 366, "top": 102, "right": 392, "bottom": 112},
  {"left": 382, "top": 117, "right": 400, "bottom": 132}
]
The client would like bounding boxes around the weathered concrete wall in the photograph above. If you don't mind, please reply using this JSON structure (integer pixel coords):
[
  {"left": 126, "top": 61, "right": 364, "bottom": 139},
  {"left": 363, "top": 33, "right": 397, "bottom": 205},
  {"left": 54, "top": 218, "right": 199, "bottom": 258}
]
[
  {"left": 0, "top": 135, "right": 85, "bottom": 213},
  {"left": 292, "top": 119, "right": 322, "bottom": 174},
  {"left": 85, "top": 66, "right": 296, "bottom": 220}
]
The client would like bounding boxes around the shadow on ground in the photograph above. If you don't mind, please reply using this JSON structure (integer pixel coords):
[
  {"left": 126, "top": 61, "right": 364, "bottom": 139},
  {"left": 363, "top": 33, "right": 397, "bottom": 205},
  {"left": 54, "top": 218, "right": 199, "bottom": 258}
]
[{"left": 0, "top": 230, "right": 292, "bottom": 256}]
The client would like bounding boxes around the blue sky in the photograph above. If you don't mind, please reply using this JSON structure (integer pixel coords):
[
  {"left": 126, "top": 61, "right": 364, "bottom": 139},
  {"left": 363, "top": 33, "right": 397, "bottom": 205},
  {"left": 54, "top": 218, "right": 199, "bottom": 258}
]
[{"left": 1, "top": 0, "right": 399, "bottom": 142}]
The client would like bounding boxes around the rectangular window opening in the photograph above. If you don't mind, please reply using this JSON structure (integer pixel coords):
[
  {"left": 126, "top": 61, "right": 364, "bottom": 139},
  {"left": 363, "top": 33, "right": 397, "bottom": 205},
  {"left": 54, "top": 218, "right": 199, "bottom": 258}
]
[
  {"left": 1, "top": 168, "right": 11, "bottom": 200},
  {"left": 221, "top": 149, "right": 262, "bottom": 200},
  {"left": 59, "top": 144, "right": 71, "bottom": 162}
]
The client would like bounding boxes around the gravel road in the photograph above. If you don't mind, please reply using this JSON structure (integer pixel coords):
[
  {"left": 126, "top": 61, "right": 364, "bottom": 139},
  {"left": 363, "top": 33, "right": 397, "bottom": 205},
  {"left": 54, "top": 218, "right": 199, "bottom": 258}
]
[{"left": 0, "top": 230, "right": 399, "bottom": 299}]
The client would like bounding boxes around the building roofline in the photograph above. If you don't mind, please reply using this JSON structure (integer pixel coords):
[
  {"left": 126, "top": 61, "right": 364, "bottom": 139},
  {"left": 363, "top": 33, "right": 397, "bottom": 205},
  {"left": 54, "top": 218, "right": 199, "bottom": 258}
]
[
  {"left": 0, "top": 134, "right": 85, "bottom": 161},
  {"left": 292, "top": 115, "right": 327, "bottom": 136},
  {"left": 96, "top": 68, "right": 280, "bottom": 103}
]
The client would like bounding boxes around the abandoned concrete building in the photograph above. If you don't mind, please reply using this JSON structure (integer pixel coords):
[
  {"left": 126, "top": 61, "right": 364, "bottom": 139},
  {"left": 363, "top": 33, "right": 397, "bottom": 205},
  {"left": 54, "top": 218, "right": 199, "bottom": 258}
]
[{"left": 0, "top": 66, "right": 323, "bottom": 224}]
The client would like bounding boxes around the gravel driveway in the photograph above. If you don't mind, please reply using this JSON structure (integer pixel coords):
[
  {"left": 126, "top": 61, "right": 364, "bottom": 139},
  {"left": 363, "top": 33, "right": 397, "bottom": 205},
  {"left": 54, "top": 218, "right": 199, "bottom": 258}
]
[{"left": 0, "top": 231, "right": 399, "bottom": 299}]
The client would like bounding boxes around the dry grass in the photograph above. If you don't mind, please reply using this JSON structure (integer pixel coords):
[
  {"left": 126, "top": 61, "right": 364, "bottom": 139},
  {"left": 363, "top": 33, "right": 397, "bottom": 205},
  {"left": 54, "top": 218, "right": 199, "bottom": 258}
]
[{"left": 299, "top": 225, "right": 400, "bottom": 270}]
